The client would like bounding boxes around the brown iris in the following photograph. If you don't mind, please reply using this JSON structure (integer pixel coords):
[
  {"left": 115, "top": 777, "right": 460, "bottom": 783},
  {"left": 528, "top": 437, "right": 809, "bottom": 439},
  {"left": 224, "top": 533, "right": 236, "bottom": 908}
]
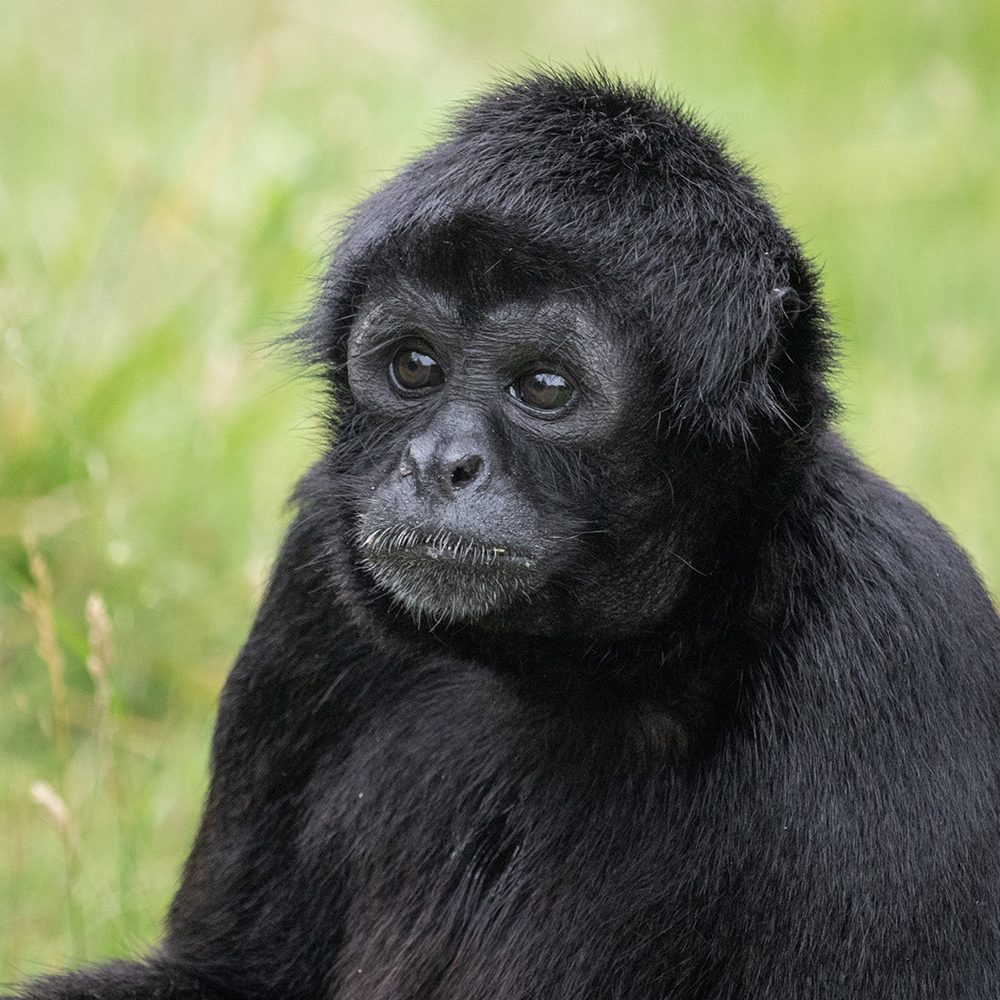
[
  {"left": 509, "top": 371, "right": 574, "bottom": 411},
  {"left": 389, "top": 347, "right": 444, "bottom": 392}
]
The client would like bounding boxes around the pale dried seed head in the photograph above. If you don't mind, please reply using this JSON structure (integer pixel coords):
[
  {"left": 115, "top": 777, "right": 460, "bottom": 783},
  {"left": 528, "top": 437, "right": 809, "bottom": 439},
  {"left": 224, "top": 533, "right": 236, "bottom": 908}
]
[
  {"left": 85, "top": 592, "right": 114, "bottom": 682},
  {"left": 30, "top": 781, "right": 70, "bottom": 833}
]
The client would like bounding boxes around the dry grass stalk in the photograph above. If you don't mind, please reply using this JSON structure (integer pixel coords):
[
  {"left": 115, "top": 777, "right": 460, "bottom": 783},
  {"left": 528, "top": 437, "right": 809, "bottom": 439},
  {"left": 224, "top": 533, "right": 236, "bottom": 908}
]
[
  {"left": 22, "top": 531, "right": 70, "bottom": 756},
  {"left": 85, "top": 591, "right": 114, "bottom": 701},
  {"left": 85, "top": 591, "right": 120, "bottom": 802},
  {"left": 30, "top": 780, "right": 85, "bottom": 958}
]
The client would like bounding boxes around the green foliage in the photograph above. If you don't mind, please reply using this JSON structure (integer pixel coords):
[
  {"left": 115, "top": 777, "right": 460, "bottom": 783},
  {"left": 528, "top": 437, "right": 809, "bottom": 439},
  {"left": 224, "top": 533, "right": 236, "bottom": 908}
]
[{"left": 1, "top": 0, "right": 997, "bottom": 978}]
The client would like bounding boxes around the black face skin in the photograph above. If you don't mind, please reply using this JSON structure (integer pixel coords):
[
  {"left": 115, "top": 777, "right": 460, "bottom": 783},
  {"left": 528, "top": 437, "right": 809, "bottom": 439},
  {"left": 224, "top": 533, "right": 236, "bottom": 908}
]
[
  {"left": 11, "top": 71, "right": 1000, "bottom": 1000},
  {"left": 346, "top": 284, "right": 637, "bottom": 627}
]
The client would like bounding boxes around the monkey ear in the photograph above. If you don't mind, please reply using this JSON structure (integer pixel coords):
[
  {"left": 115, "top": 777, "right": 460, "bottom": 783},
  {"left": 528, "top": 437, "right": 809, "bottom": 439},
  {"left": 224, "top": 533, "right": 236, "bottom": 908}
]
[
  {"left": 763, "top": 254, "right": 837, "bottom": 435},
  {"left": 771, "top": 283, "right": 806, "bottom": 320},
  {"left": 658, "top": 247, "right": 833, "bottom": 443}
]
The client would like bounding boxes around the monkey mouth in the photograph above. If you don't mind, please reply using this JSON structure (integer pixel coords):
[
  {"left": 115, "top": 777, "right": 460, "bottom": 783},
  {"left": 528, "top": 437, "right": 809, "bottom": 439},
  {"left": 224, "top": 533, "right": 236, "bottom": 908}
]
[
  {"left": 359, "top": 525, "right": 535, "bottom": 569},
  {"left": 356, "top": 523, "right": 542, "bottom": 624}
]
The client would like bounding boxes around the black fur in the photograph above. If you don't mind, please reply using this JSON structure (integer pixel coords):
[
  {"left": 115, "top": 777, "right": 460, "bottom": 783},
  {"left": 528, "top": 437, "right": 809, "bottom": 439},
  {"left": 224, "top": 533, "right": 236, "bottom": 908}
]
[{"left": 11, "top": 71, "right": 1000, "bottom": 1000}]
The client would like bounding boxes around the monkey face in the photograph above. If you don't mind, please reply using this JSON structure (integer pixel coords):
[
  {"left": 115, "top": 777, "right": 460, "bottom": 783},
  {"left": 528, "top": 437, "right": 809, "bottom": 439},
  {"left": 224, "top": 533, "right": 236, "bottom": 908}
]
[{"left": 344, "top": 274, "right": 636, "bottom": 627}]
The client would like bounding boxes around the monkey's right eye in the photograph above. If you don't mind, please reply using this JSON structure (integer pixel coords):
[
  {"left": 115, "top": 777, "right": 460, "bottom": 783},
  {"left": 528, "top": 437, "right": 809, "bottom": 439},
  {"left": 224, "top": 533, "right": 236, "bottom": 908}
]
[{"left": 389, "top": 347, "right": 445, "bottom": 393}]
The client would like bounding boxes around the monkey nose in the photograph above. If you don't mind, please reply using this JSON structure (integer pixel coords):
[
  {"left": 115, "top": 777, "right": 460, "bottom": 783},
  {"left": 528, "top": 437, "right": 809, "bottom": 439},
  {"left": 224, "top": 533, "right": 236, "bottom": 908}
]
[
  {"left": 398, "top": 439, "right": 487, "bottom": 494},
  {"left": 447, "top": 453, "right": 484, "bottom": 489}
]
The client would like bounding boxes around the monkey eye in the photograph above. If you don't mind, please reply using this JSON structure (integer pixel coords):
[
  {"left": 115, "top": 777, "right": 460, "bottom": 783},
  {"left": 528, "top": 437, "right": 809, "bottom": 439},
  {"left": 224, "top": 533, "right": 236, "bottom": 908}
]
[
  {"left": 389, "top": 347, "right": 445, "bottom": 393},
  {"left": 508, "top": 371, "right": 574, "bottom": 412}
]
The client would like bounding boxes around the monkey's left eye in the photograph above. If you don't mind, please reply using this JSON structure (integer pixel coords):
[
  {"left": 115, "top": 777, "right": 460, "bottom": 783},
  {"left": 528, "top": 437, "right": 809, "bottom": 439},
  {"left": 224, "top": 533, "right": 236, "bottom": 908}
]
[
  {"left": 508, "top": 371, "right": 574, "bottom": 412},
  {"left": 389, "top": 347, "right": 445, "bottom": 393}
]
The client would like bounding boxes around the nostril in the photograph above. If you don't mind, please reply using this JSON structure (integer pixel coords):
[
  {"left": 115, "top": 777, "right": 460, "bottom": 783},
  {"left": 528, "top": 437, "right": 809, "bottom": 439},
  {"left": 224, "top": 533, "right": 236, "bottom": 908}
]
[{"left": 450, "top": 455, "right": 483, "bottom": 488}]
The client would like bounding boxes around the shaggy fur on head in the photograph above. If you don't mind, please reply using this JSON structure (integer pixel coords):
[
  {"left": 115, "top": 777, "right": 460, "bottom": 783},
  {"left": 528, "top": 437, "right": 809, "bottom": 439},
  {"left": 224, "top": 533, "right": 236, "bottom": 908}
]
[
  {"left": 304, "top": 71, "right": 836, "bottom": 445},
  {"left": 11, "top": 71, "right": 1000, "bottom": 1000}
]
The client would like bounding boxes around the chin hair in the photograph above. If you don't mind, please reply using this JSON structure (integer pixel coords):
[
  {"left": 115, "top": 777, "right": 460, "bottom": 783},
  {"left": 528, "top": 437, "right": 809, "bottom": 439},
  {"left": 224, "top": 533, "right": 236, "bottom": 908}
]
[{"left": 363, "top": 557, "right": 539, "bottom": 628}]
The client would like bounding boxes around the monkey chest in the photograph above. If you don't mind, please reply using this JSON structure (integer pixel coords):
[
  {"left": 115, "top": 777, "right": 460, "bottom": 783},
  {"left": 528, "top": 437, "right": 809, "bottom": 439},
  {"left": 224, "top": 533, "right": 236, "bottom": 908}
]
[{"left": 300, "top": 681, "right": 762, "bottom": 1000}]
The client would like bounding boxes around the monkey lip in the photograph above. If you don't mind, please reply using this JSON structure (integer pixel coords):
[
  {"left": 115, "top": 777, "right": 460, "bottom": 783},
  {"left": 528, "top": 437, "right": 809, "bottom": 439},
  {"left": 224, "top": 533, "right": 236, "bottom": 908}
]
[
  {"left": 357, "top": 523, "right": 543, "bottom": 624},
  {"left": 358, "top": 525, "right": 536, "bottom": 572}
]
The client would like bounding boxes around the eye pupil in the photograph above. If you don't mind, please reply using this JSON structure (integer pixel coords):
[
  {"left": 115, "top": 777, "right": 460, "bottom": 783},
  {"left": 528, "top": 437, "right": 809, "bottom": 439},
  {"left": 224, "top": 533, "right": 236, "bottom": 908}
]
[
  {"left": 390, "top": 348, "right": 444, "bottom": 391},
  {"left": 513, "top": 372, "right": 573, "bottom": 411}
]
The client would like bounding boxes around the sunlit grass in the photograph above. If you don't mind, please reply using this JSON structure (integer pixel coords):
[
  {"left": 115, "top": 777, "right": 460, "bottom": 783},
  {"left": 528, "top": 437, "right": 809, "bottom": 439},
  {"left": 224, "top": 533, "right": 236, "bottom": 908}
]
[{"left": 1, "top": 0, "right": 998, "bottom": 979}]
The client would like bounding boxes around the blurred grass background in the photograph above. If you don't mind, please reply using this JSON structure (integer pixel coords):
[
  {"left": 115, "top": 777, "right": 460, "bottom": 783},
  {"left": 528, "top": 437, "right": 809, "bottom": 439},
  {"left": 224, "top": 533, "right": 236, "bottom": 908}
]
[{"left": 1, "top": 0, "right": 998, "bottom": 981}]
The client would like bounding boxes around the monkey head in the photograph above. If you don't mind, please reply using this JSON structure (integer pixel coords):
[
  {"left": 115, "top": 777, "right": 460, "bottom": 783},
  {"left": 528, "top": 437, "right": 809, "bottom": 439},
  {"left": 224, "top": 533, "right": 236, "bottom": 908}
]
[{"left": 298, "top": 74, "right": 833, "bottom": 639}]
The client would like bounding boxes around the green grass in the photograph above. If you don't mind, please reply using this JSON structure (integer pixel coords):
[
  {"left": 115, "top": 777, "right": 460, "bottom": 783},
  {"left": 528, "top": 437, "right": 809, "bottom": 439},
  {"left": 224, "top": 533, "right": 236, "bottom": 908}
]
[{"left": 1, "top": 0, "right": 998, "bottom": 981}]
